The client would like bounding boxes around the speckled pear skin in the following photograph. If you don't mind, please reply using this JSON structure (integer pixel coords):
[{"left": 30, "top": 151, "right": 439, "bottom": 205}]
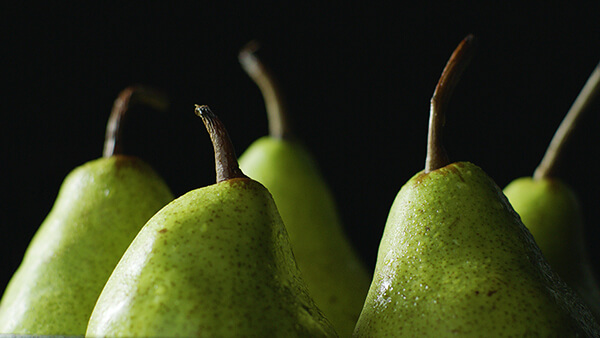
[
  {"left": 239, "top": 136, "right": 370, "bottom": 337},
  {"left": 0, "top": 155, "right": 174, "bottom": 336},
  {"left": 86, "top": 178, "right": 337, "bottom": 337},
  {"left": 354, "top": 162, "right": 600, "bottom": 337},
  {"left": 504, "top": 177, "right": 600, "bottom": 319}
]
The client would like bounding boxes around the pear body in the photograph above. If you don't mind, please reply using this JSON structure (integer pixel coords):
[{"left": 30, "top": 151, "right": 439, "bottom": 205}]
[
  {"left": 354, "top": 162, "right": 599, "bottom": 337},
  {"left": 239, "top": 136, "right": 370, "bottom": 337},
  {"left": 86, "top": 178, "right": 337, "bottom": 337},
  {"left": 0, "top": 155, "right": 174, "bottom": 335},
  {"left": 504, "top": 177, "right": 600, "bottom": 318}
]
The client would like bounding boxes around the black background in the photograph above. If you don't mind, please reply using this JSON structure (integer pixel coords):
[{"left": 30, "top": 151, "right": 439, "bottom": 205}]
[{"left": 2, "top": 2, "right": 600, "bottom": 292}]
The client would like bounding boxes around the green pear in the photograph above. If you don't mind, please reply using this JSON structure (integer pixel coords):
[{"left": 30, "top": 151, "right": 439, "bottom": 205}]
[
  {"left": 0, "top": 86, "right": 174, "bottom": 336},
  {"left": 86, "top": 105, "right": 337, "bottom": 337},
  {"left": 354, "top": 35, "right": 600, "bottom": 337},
  {"left": 504, "top": 61, "right": 600, "bottom": 318},
  {"left": 237, "top": 43, "right": 370, "bottom": 337}
]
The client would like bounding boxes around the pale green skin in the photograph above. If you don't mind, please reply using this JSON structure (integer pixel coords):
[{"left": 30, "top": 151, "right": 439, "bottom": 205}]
[
  {"left": 504, "top": 177, "right": 600, "bottom": 319},
  {"left": 0, "top": 155, "right": 174, "bottom": 336},
  {"left": 86, "top": 178, "right": 337, "bottom": 337},
  {"left": 354, "top": 162, "right": 599, "bottom": 337},
  {"left": 239, "top": 137, "right": 371, "bottom": 337}
]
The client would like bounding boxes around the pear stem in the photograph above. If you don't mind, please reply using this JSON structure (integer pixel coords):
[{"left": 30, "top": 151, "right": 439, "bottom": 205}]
[
  {"left": 425, "top": 34, "right": 476, "bottom": 173},
  {"left": 195, "top": 105, "right": 248, "bottom": 183},
  {"left": 533, "top": 61, "right": 600, "bottom": 180},
  {"left": 239, "top": 41, "right": 291, "bottom": 139},
  {"left": 103, "top": 85, "right": 169, "bottom": 158}
]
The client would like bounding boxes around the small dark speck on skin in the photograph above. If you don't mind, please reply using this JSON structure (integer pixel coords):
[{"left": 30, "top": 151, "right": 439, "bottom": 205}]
[
  {"left": 158, "top": 228, "right": 167, "bottom": 233},
  {"left": 475, "top": 291, "right": 480, "bottom": 295},
  {"left": 487, "top": 290, "right": 497, "bottom": 296}
]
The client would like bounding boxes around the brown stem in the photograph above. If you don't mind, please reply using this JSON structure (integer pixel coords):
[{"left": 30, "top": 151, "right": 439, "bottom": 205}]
[
  {"left": 533, "top": 61, "right": 600, "bottom": 179},
  {"left": 103, "top": 85, "right": 169, "bottom": 157},
  {"left": 239, "top": 41, "right": 291, "bottom": 139},
  {"left": 195, "top": 105, "right": 248, "bottom": 183},
  {"left": 425, "top": 34, "right": 476, "bottom": 173}
]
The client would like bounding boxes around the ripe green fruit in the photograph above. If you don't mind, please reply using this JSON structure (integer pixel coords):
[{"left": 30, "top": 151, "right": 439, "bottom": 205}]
[
  {"left": 0, "top": 86, "right": 174, "bottom": 336},
  {"left": 237, "top": 42, "right": 370, "bottom": 337},
  {"left": 504, "top": 61, "right": 600, "bottom": 319},
  {"left": 86, "top": 105, "right": 337, "bottom": 337},
  {"left": 354, "top": 35, "right": 600, "bottom": 337}
]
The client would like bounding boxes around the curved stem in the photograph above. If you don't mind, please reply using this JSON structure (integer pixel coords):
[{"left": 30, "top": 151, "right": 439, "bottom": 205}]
[
  {"left": 195, "top": 105, "right": 248, "bottom": 183},
  {"left": 533, "top": 61, "right": 600, "bottom": 179},
  {"left": 103, "top": 85, "right": 169, "bottom": 157},
  {"left": 239, "top": 41, "right": 291, "bottom": 139},
  {"left": 425, "top": 34, "right": 476, "bottom": 173}
]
